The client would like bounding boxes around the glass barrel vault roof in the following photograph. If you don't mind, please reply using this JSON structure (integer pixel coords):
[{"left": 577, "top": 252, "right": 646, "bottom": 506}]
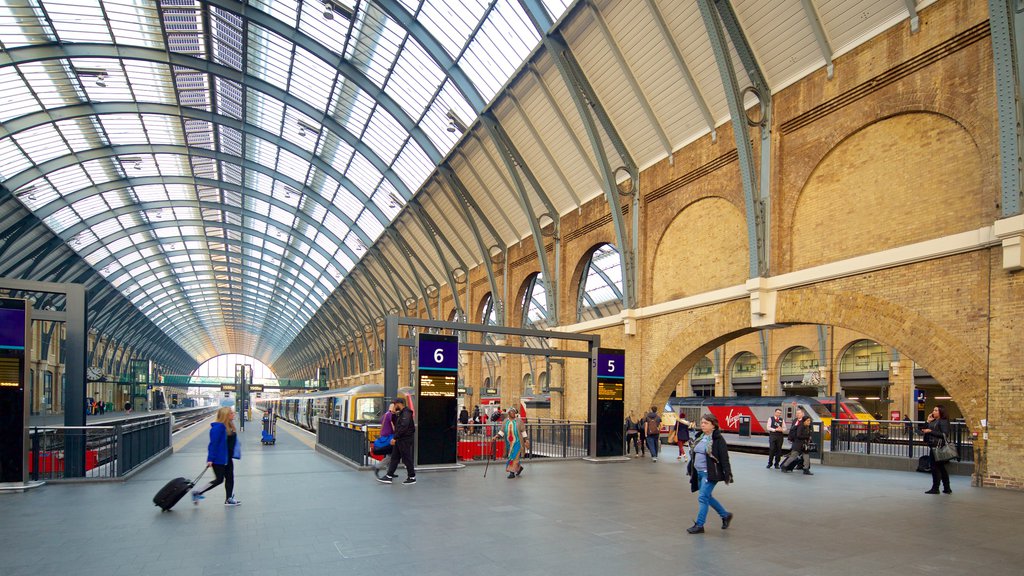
[{"left": 0, "top": 0, "right": 572, "bottom": 363}]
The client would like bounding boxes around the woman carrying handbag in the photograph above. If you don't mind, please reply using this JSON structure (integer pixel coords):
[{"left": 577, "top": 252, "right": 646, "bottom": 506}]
[{"left": 920, "top": 405, "right": 953, "bottom": 494}]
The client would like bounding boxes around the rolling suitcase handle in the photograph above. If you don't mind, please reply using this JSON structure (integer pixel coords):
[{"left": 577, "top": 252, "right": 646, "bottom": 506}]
[{"left": 191, "top": 466, "right": 208, "bottom": 488}]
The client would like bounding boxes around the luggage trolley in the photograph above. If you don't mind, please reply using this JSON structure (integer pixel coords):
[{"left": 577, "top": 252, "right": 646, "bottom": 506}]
[{"left": 261, "top": 410, "right": 276, "bottom": 445}]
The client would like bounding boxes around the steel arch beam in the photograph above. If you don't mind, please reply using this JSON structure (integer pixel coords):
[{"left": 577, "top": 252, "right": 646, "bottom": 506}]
[
  {"left": 697, "top": 0, "right": 772, "bottom": 277},
  {"left": 371, "top": 0, "right": 487, "bottom": 113},
  {"left": 0, "top": 40, "right": 442, "bottom": 164},
  {"left": 0, "top": 102, "right": 412, "bottom": 220},
  {"left": 989, "top": 0, "right": 1024, "bottom": 216},
  {"left": 3, "top": 143, "right": 373, "bottom": 253},
  {"left": 518, "top": 0, "right": 639, "bottom": 310}
]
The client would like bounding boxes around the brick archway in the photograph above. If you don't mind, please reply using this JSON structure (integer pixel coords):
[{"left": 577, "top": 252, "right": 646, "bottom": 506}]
[{"left": 643, "top": 287, "right": 985, "bottom": 439}]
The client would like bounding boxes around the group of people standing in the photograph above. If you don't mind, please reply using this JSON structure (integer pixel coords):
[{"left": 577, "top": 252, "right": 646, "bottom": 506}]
[
  {"left": 624, "top": 407, "right": 665, "bottom": 461},
  {"left": 766, "top": 407, "right": 815, "bottom": 476}
]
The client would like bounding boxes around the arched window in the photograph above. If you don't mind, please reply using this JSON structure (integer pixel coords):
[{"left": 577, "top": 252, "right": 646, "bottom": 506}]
[
  {"left": 522, "top": 372, "right": 533, "bottom": 395},
  {"left": 479, "top": 293, "right": 498, "bottom": 326},
  {"left": 689, "top": 357, "right": 715, "bottom": 397},
  {"left": 577, "top": 244, "right": 624, "bottom": 322},
  {"left": 840, "top": 340, "right": 887, "bottom": 372},
  {"left": 729, "top": 351, "right": 761, "bottom": 397},
  {"left": 779, "top": 346, "right": 819, "bottom": 395},
  {"left": 520, "top": 273, "right": 549, "bottom": 328}
]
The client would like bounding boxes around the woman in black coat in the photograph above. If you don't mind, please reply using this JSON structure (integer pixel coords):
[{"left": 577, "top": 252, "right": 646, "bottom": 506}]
[
  {"left": 685, "top": 414, "right": 734, "bottom": 534},
  {"left": 920, "top": 405, "right": 952, "bottom": 494}
]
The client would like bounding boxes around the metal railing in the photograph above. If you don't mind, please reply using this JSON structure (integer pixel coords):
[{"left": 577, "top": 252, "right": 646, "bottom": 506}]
[
  {"left": 28, "top": 406, "right": 217, "bottom": 481},
  {"left": 829, "top": 419, "right": 973, "bottom": 462},
  {"left": 458, "top": 422, "right": 591, "bottom": 461},
  {"left": 317, "top": 418, "right": 371, "bottom": 465},
  {"left": 316, "top": 419, "right": 594, "bottom": 467}
]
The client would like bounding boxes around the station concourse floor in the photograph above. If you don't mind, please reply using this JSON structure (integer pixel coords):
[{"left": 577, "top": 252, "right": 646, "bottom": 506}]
[{"left": 2, "top": 421, "right": 1022, "bottom": 576}]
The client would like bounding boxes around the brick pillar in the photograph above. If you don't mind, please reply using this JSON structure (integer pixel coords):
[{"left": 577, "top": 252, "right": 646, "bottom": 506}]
[{"left": 888, "top": 361, "right": 914, "bottom": 420}]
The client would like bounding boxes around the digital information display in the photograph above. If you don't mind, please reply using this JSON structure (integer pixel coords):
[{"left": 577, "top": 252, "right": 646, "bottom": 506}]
[
  {"left": 419, "top": 372, "right": 456, "bottom": 398},
  {"left": 598, "top": 380, "right": 624, "bottom": 401},
  {"left": 418, "top": 333, "right": 459, "bottom": 372},
  {"left": 221, "top": 384, "right": 238, "bottom": 392},
  {"left": 417, "top": 333, "right": 458, "bottom": 465},
  {"left": 249, "top": 384, "right": 264, "bottom": 392},
  {"left": 0, "top": 298, "right": 28, "bottom": 483},
  {"left": 596, "top": 347, "right": 625, "bottom": 458}
]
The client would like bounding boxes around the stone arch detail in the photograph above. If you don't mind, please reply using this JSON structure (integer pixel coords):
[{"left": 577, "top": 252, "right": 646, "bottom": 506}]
[
  {"left": 643, "top": 288, "right": 985, "bottom": 434},
  {"left": 788, "top": 112, "right": 986, "bottom": 270},
  {"left": 650, "top": 197, "right": 747, "bottom": 303}
]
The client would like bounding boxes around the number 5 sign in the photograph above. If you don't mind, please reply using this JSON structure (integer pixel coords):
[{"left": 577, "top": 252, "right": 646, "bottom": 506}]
[{"left": 597, "top": 348, "right": 625, "bottom": 379}]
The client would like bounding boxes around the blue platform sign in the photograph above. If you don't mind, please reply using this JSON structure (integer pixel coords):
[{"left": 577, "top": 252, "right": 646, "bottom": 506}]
[
  {"left": 0, "top": 307, "right": 26, "bottom": 350},
  {"left": 597, "top": 348, "right": 625, "bottom": 380},
  {"left": 418, "top": 333, "right": 458, "bottom": 372},
  {"left": 914, "top": 389, "right": 926, "bottom": 403}
]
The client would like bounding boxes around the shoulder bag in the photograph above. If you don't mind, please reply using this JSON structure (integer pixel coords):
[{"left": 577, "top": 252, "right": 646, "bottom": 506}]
[{"left": 933, "top": 435, "right": 958, "bottom": 462}]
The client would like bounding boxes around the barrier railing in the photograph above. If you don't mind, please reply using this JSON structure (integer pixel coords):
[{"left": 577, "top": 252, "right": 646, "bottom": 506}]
[
  {"left": 28, "top": 407, "right": 217, "bottom": 481},
  {"left": 458, "top": 422, "right": 591, "bottom": 461},
  {"left": 316, "top": 419, "right": 594, "bottom": 467},
  {"left": 317, "top": 418, "right": 371, "bottom": 465},
  {"left": 829, "top": 419, "right": 973, "bottom": 462}
]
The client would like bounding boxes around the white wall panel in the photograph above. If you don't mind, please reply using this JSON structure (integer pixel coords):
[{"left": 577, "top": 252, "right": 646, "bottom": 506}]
[
  {"left": 818, "top": 0, "right": 908, "bottom": 59},
  {"left": 734, "top": 0, "right": 822, "bottom": 92},
  {"left": 657, "top": 0, "right": 731, "bottom": 127}
]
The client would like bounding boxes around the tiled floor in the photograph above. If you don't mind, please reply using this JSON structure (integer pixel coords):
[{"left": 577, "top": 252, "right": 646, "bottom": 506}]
[{"left": 1, "top": 419, "right": 1021, "bottom": 576}]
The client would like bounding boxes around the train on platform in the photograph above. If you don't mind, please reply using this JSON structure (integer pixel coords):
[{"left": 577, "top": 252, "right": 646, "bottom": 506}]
[
  {"left": 254, "top": 384, "right": 414, "bottom": 436},
  {"left": 661, "top": 395, "right": 837, "bottom": 438}
]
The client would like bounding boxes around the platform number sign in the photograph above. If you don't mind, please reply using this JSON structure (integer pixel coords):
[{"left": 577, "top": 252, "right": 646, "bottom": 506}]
[
  {"left": 418, "top": 333, "right": 459, "bottom": 372},
  {"left": 595, "top": 348, "right": 625, "bottom": 457},
  {"left": 417, "top": 333, "right": 458, "bottom": 465}
]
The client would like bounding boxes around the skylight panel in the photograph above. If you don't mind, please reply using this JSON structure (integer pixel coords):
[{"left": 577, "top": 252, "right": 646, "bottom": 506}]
[
  {"left": 98, "top": 114, "right": 145, "bottom": 146},
  {"left": 288, "top": 47, "right": 335, "bottom": 113},
  {"left": 134, "top": 184, "right": 169, "bottom": 202},
  {"left": 13, "top": 180, "right": 57, "bottom": 211},
  {"left": 0, "top": 68, "right": 36, "bottom": 122},
  {"left": 72, "top": 194, "right": 109, "bottom": 221},
  {"left": 210, "top": 6, "right": 244, "bottom": 71},
  {"left": 101, "top": 188, "right": 132, "bottom": 211},
  {"left": 141, "top": 114, "right": 184, "bottom": 146},
  {"left": 47, "top": 0, "right": 111, "bottom": 43},
  {"left": 419, "top": 0, "right": 488, "bottom": 58},
  {"left": 45, "top": 205, "right": 79, "bottom": 234},
  {"left": 282, "top": 107, "right": 321, "bottom": 153},
  {"left": 318, "top": 132, "right": 356, "bottom": 173},
  {"left": 104, "top": 0, "right": 164, "bottom": 48},
  {"left": 322, "top": 211, "right": 349, "bottom": 238},
  {"left": 82, "top": 245, "right": 111, "bottom": 266},
  {"left": 107, "top": 236, "right": 133, "bottom": 253},
  {"left": 18, "top": 60, "right": 78, "bottom": 109},
  {"left": 297, "top": 0, "right": 354, "bottom": 56},
  {"left": 346, "top": 151, "right": 382, "bottom": 195},
  {"left": 330, "top": 79, "right": 374, "bottom": 134},
  {"left": 247, "top": 24, "right": 293, "bottom": 92},
  {"left": 392, "top": 140, "right": 432, "bottom": 191},
  {"left": 421, "top": 79, "right": 475, "bottom": 153},
  {"left": 460, "top": 0, "right": 538, "bottom": 102},
  {"left": 124, "top": 61, "right": 176, "bottom": 104},
  {"left": 14, "top": 124, "right": 70, "bottom": 165},
  {"left": 269, "top": 204, "right": 294, "bottom": 228},
  {"left": 356, "top": 209, "right": 384, "bottom": 242},
  {"left": 250, "top": 0, "right": 299, "bottom": 27},
  {"left": 247, "top": 134, "right": 278, "bottom": 166},
  {"left": 0, "top": 140, "right": 32, "bottom": 180},
  {"left": 300, "top": 194, "right": 328, "bottom": 222},
  {"left": 0, "top": 2, "right": 54, "bottom": 47},
  {"left": 362, "top": 108, "right": 406, "bottom": 164},
  {"left": 275, "top": 148, "right": 310, "bottom": 183},
  {"left": 348, "top": 5, "right": 403, "bottom": 89},
  {"left": 386, "top": 38, "right": 443, "bottom": 118},
  {"left": 57, "top": 118, "right": 104, "bottom": 153},
  {"left": 246, "top": 88, "right": 285, "bottom": 134}
]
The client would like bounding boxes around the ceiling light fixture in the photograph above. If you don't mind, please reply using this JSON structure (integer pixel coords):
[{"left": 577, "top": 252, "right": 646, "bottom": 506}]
[
  {"left": 322, "top": 0, "right": 355, "bottom": 21},
  {"left": 445, "top": 109, "right": 468, "bottom": 134},
  {"left": 133, "top": 160, "right": 142, "bottom": 170},
  {"left": 297, "top": 120, "right": 319, "bottom": 138}
]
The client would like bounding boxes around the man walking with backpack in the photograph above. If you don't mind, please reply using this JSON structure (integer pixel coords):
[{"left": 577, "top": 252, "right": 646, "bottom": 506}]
[{"left": 644, "top": 407, "right": 662, "bottom": 462}]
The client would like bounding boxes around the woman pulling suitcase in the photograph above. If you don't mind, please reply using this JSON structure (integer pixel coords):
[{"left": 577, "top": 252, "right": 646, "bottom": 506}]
[{"left": 192, "top": 407, "right": 242, "bottom": 506}]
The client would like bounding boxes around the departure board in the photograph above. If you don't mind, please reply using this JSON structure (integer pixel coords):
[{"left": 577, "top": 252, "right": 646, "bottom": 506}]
[
  {"left": 598, "top": 379, "right": 624, "bottom": 401},
  {"left": 419, "top": 372, "right": 456, "bottom": 398}
]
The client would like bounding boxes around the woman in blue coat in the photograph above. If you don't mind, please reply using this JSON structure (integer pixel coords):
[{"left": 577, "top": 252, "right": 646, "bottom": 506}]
[{"left": 192, "top": 407, "right": 242, "bottom": 506}]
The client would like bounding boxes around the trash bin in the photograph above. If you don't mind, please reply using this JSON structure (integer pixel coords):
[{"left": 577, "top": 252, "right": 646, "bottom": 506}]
[{"left": 738, "top": 415, "right": 751, "bottom": 437}]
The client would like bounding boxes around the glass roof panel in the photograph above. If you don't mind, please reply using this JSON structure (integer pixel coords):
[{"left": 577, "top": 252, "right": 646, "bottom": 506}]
[{"left": 0, "top": 0, "right": 562, "bottom": 360}]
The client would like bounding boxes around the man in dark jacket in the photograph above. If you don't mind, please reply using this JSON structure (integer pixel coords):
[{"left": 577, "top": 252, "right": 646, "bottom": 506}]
[
  {"left": 783, "top": 409, "right": 814, "bottom": 475},
  {"left": 378, "top": 397, "right": 416, "bottom": 485},
  {"left": 459, "top": 406, "right": 470, "bottom": 435}
]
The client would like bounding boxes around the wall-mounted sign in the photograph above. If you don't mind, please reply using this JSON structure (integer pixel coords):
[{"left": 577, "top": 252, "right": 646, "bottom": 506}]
[
  {"left": 249, "top": 384, "right": 264, "bottom": 392},
  {"left": 221, "top": 384, "right": 237, "bottom": 392}
]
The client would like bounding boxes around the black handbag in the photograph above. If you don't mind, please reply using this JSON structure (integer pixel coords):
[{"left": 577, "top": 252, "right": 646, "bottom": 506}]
[{"left": 932, "top": 435, "right": 957, "bottom": 462}]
